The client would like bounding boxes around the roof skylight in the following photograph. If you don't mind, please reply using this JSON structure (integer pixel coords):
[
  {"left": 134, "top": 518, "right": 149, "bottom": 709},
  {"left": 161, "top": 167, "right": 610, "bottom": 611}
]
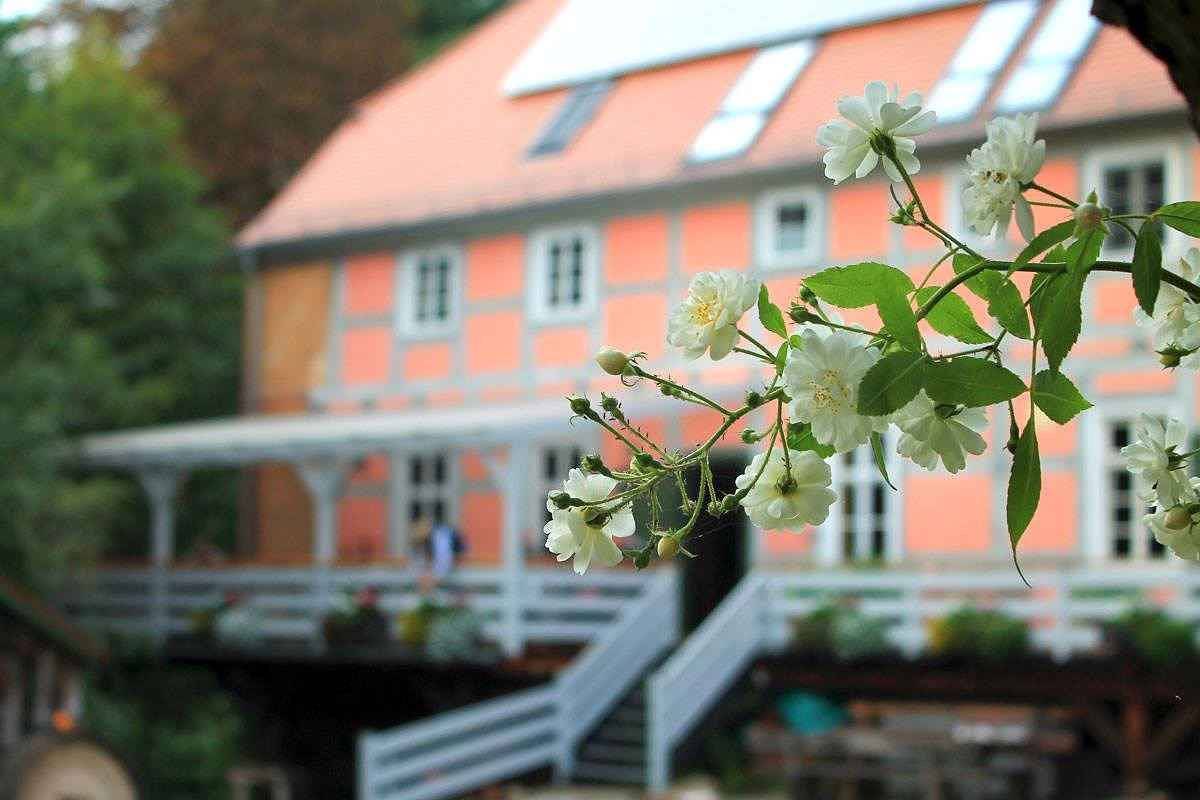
[
  {"left": 994, "top": 0, "right": 1100, "bottom": 114},
  {"left": 926, "top": 0, "right": 1037, "bottom": 124},
  {"left": 528, "top": 80, "right": 612, "bottom": 158},
  {"left": 688, "top": 39, "right": 815, "bottom": 164}
]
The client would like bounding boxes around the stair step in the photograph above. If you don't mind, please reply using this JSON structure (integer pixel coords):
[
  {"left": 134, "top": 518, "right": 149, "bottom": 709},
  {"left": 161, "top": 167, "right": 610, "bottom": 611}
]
[
  {"left": 607, "top": 707, "right": 644, "bottom": 725},
  {"left": 581, "top": 741, "right": 645, "bottom": 764},
  {"left": 572, "top": 761, "right": 646, "bottom": 785},
  {"left": 591, "top": 721, "right": 645, "bottom": 745}
]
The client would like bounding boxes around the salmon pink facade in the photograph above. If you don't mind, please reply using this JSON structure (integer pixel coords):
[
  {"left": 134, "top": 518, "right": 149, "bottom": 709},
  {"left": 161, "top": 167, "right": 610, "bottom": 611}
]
[{"left": 231, "top": 0, "right": 1197, "bottom": 573}]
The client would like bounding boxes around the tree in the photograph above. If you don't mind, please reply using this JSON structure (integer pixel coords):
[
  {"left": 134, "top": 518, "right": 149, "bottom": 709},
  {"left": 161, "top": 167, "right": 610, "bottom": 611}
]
[
  {"left": 1092, "top": 1, "right": 1200, "bottom": 138},
  {"left": 0, "top": 25, "right": 238, "bottom": 588}
]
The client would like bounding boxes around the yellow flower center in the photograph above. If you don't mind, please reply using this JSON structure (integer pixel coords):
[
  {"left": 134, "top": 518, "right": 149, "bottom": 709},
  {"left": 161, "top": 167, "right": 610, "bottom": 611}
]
[
  {"left": 810, "top": 370, "right": 852, "bottom": 411},
  {"left": 690, "top": 298, "right": 720, "bottom": 325}
]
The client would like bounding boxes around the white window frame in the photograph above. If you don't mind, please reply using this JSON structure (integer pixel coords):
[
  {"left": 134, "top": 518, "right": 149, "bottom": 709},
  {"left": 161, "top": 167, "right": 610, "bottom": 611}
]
[
  {"left": 1082, "top": 395, "right": 1188, "bottom": 566},
  {"left": 397, "top": 244, "right": 462, "bottom": 339},
  {"left": 817, "top": 436, "right": 903, "bottom": 566},
  {"left": 527, "top": 223, "right": 600, "bottom": 324},
  {"left": 1083, "top": 138, "right": 1186, "bottom": 261},
  {"left": 755, "top": 186, "right": 826, "bottom": 269},
  {"left": 391, "top": 449, "right": 460, "bottom": 556}
]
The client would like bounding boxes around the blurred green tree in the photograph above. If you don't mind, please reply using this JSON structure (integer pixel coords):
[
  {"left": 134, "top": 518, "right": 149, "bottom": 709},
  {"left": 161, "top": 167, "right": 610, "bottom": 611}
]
[
  {"left": 0, "top": 24, "right": 238, "bottom": 588},
  {"left": 137, "top": 0, "right": 506, "bottom": 226}
]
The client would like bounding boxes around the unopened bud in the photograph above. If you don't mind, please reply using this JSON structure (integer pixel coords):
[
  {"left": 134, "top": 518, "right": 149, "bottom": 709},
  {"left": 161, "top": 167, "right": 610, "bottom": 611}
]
[
  {"left": 1073, "top": 200, "right": 1105, "bottom": 236},
  {"left": 657, "top": 536, "right": 680, "bottom": 560},
  {"left": 798, "top": 285, "right": 818, "bottom": 306},
  {"left": 595, "top": 346, "right": 629, "bottom": 376},
  {"left": 633, "top": 452, "right": 662, "bottom": 472},
  {"left": 549, "top": 490, "right": 573, "bottom": 509},
  {"left": 745, "top": 390, "right": 764, "bottom": 408},
  {"left": 1165, "top": 506, "right": 1194, "bottom": 530},
  {"left": 789, "top": 302, "right": 819, "bottom": 324},
  {"left": 580, "top": 454, "right": 612, "bottom": 476},
  {"left": 1160, "top": 349, "right": 1184, "bottom": 368},
  {"left": 741, "top": 428, "right": 760, "bottom": 444},
  {"left": 600, "top": 392, "right": 622, "bottom": 416},
  {"left": 568, "top": 395, "right": 593, "bottom": 416}
]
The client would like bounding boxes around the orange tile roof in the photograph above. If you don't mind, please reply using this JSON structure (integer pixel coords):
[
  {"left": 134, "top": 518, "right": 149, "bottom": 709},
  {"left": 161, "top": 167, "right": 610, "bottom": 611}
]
[{"left": 237, "top": 0, "right": 1183, "bottom": 252}]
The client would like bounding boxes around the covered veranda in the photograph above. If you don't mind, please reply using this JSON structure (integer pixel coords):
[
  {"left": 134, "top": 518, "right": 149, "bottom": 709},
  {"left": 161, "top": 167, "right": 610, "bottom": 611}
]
[{"left": 66, "top": 400, "right": 658, "bottom": 656}]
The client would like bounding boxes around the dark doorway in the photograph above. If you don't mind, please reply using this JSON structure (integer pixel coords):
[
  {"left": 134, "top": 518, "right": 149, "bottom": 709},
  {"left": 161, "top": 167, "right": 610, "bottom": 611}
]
[{"left": 681, "top": 452, "right": 748, "bottom": 632}]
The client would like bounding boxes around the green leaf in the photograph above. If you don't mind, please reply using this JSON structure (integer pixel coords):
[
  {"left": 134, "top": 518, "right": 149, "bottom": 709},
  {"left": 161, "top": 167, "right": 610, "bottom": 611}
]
[
  {"left": 1006, "top": 420, "right": 1041, "bottom": 550},
  {"left": 757, "top": 283, "right": 788, "bottom": 338},
  {"left": 1031, "top": 369, "right": 1092, "bottom": 424},
  {"left": 869, "top": 431, "right": 896, "bottom": 491},
  {"left": 857, "top": 351, "right": 926, "bottom": 416},
  {"left": 1036, "top": 272, "right": 1085, "bottom": 372},
  {"left": 925, "top": 357, "right": 1026, "bottom": 407},
  {"left": 875, "top": 277, "right": 922, "bottom": 351},
  {"left": 1156, "top": 201, "right": 1200, "bottom": 237},
  {"left": 1013, "top": 220, "right": 1074, "bottom": 268},
  {"left": 787, "top": 423, "right": 835, "bottom": 459},
  {"left": 1066, "top": 227, "right": 1103, "bottom": 277},
  {"left": 774, "top": 342, "right": 788, "bottom": 372},
  {"left": 804, "top": 262, "right": 914, "bottom": 309},
  {"left": 953, "top": 253, "right": 1000, "bottom": 300},
  {"left": 1132, "top": 222, "right": 1163, "bottom": 315},
  {"left": 914, "top": 286, "right": 992, "bottom": 344},
  {"left": 986, "top": 277, "right": 1031, "bottom": 340}
]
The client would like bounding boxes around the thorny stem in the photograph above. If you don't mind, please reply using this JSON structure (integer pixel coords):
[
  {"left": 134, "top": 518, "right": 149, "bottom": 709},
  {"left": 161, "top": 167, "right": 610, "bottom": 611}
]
[
  {"left": 733, "top": 346, "right": 775, "bottom": 363},
  {"left": 739, "top": 330, "right": 777, "bottom": 360},
  {"left": 632, "top": 365, "right": 732, "bottom": 417},
  {"left": 776, "top": 400, "right": 791, "bottom": 475}
]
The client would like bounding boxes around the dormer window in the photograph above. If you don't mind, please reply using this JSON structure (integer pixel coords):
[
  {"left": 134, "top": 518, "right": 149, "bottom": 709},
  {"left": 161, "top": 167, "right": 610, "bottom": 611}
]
[
  {"left": 994, "top": 0, "right": 1099, "bottom": 113},
  {"left": 528, "top": 80, "right": 612, "bottom": 158},
  {"left": 529, "top": 224, "right": 599, "bottom": 322},
  {"left": 926, "top": 0, "right": 1037, "bottom": 124},
  {"left": 688, "top": 39, "right": 815, "bottom": 163}
]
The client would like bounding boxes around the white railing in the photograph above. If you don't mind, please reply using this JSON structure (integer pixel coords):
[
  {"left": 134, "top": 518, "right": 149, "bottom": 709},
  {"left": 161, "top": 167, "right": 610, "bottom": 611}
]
[
  {"left": 646, "top": 574, "right": 767, "bottom": 791},
  {"left": 646, "top": 563, "right": 1200, "bottom": 791},
  {"left": 356, "top": 569, "right": 679, "bottom": 800},
  {"left": 63, "top": 564, "right": 656, "bottom": 651}
]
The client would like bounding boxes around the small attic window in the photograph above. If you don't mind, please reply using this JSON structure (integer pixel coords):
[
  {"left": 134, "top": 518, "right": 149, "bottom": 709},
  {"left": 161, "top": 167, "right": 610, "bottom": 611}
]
[
  {"left": 528, "top": 80, "right": 612, "bottom": 158},
  {"left": 994, "top": 0, "right": 1099, "bottom": 114},
  {"left": 688, "top": 39, "right": 815, "bottom": 164},
  {"left": 926, "top": 0, "right": 1037, "bottom": 124}
]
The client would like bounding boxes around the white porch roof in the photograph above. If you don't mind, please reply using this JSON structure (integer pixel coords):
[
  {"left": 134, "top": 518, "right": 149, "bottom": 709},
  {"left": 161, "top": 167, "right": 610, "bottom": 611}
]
[{"left": 78, "top": 400, "right": 569, "bottom": 468}]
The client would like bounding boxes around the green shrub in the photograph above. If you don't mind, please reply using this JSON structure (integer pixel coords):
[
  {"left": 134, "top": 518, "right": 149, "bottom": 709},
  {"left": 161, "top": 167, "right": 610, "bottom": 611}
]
[
  {"left": 791, "top": 603, "right": 892, "bottom": 660},
  {"left": 929, "top": 606, "right": 1030, "bottom": 662},
  {"left": 1110, "top": 607, "right": 1198, "bottom": 667}
]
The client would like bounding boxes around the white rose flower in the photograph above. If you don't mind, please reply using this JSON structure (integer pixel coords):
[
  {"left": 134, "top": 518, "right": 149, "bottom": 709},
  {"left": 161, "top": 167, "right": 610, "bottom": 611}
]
[
  {"left": 736, "top": 447, "right": 837, "bottom": 531},
  {"left": 817, "top": 80, "right": 936, "bottom": 184},
  {"left": 783, "top": 329, "right": 887, "bottom": 452},
  {"left": 893, "top": 390, "right": 988, "bottom": 474},
  {"left": 962, "top": 113, "right": 1045, "bottom": 241},
  {"left": 1121, "top": 414, "right": 1190, "bottom": 507},
  {"left": 544, "top": 469, "right": 635, "bottom": 575},
  {"left": 1146, "top": 478, "right": 1200, "bottom": 560},
  {"left": 667, "top": 270, "right": 759, "bottom": 361},
  {"left": 1134, "top": 248, "right": 1200, "bottom": 363}
]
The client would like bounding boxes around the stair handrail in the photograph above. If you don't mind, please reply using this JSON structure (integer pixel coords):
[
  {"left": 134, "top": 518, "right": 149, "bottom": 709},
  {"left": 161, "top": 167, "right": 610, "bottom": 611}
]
[
  {"left": 357, "top": 568, "right": 679, "bottom": 800},
  {"left": 645, "top": 573, "right": 767, "bottom": 792}
]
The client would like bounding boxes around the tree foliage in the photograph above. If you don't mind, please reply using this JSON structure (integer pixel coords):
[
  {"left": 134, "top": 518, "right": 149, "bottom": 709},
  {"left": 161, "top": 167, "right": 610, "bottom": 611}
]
[
  {"left": 137, "top": 0, "right": 505, "bottom": 225},
  {"left": 0, "top": 26, "right": 237, "bottom": 588}
]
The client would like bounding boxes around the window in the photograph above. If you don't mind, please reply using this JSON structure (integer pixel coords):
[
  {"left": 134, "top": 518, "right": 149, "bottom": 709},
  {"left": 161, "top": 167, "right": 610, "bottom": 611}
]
[
  {"left": 1106, "top": 420, "right": 1166, "bottom": 561},
  {"left": 407, "top": 452, "right": 455, "bottom": 527},
  {"left": 688, "top": 39, "right": 815, "bottom": 163},
  {"left": 529, "top": 225, "right": 598, "bottom": 321},
  {"left": 994, "top": 0, "right": 1099, "bottom": 113},
  {"left": 528, "top": 80, "right": 612, "bottom": 157},
  {"left": 757, "top": 187, "right": 825, "bottom": 268},
  {"left": 927, "top": 0, "right": 1037, "bottom": 124},
  {"left": 836, "top": 446, "right": 892, "bottom": 563},
  {"left": 1099, "top": 159, "right": 1165, "bottom": 251},
  {"left": 534, "top": 443, "right": 586, "bottom": 551},
  {"left": 399, "top": 246, "right": 461, "bottom": 336}
]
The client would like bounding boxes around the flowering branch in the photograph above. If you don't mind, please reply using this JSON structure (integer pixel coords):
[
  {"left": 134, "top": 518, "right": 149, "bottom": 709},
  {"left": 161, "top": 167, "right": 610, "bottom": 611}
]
[{"left": 539, "top": 79, "right": 1200, "bottom": 577}]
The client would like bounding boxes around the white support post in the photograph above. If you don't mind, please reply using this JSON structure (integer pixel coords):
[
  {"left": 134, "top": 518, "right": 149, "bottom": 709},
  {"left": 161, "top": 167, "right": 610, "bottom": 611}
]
[
  {"left": 297, "top": 458, "right": 349, "bottom": 622},
  {"left": 485, "top": 443, "right": 530, "bottom": 658},
  {"left": 63, "top": 666, "right": 83, "bottom": 720},
  {"left": 1, "top": 656, "right": 22, "bottom": 747},
  {"left": 139, "top": 467, "right": 183, "bottom": 645}
]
